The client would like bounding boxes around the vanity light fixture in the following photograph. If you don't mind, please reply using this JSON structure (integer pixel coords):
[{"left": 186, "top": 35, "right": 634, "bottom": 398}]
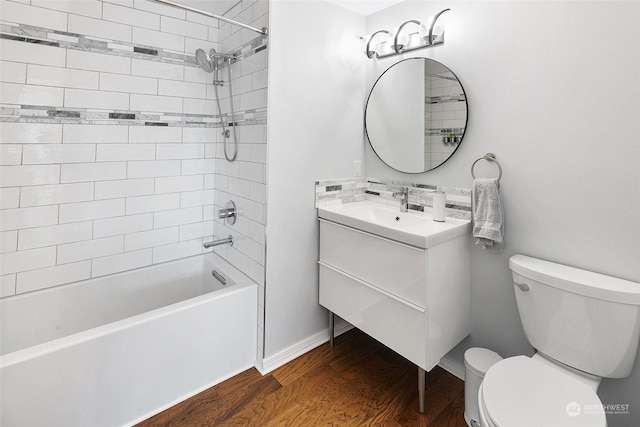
[{"left": 365, "top": 8, "right": 450, "bottom": 59}]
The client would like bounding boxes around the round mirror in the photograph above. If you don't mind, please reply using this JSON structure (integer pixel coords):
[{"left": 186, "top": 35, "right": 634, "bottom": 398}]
[{"left": 365, "top": 58, "right": 468, "bottom": 173}]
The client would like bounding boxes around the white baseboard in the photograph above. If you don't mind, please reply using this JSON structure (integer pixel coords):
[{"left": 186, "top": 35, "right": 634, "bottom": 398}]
[
  {"left": 256, "top": 322, "right": 465, "bottom": 383},
  {"left": 256, "top": 320, "right": 352, "bottom": 375},
  {"left": 438, "top": 354, "right": 465, "bottom": 381}
]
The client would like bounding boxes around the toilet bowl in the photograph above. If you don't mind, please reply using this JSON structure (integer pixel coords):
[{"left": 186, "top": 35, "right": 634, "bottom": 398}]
[
  {"left": 477, "top": 255, "right": 640, "bottom": 427},
  {"left": 478, "top": 354, "right": 605, "bottom": 427}
]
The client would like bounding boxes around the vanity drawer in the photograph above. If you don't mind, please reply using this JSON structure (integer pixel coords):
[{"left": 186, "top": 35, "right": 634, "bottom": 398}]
[
  {"left": 320, "top": 219, "right": 426, "bottom": 308},
  {"left": 319, "top": 263, "right": 359, "bottom": 323},
  {"left": 319, "top": 263, "right": 427, "bottom": 368}
]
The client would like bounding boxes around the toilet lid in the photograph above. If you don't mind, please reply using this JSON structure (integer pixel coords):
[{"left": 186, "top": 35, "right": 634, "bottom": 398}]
[{"left": 482, "top": 356, "right": 606, "bottom": 427}]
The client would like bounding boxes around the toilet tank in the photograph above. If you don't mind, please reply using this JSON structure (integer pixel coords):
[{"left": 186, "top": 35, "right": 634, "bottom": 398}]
[{"left": 509, "top": 254, "right": 640, "bottom": 378}]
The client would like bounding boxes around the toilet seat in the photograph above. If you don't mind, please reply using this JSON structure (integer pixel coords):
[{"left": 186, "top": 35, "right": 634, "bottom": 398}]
[{"left": 480, "top": 356, "right": 606, "bottom": 427}]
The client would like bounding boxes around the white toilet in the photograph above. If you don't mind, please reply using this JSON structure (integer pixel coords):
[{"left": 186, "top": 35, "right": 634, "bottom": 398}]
[{"left": 478, "top": 254, "right": 640, "bottom": 427}]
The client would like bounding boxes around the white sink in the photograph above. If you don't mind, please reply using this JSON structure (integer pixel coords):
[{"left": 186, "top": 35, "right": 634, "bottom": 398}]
[{"left": 318, "top": 201, "right": 470, "bottom": 249}]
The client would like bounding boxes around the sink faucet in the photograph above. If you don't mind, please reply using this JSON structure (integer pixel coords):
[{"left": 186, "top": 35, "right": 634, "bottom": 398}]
[{"left": 392, "top": 187, "right": 409, "bottom": 212}]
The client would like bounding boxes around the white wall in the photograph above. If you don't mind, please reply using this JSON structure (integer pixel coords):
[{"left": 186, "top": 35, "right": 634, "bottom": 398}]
[
  {"left": 265, "top": 0, "right": 365, "bottom": 357},
  {"left": 365, "top": 2, "right": 640, "bottom": 426}
]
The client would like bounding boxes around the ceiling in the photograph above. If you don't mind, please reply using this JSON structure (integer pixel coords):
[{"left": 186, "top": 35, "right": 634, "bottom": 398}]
[{"left": 325, "top": 0, "right": 404, "bottom": 16}]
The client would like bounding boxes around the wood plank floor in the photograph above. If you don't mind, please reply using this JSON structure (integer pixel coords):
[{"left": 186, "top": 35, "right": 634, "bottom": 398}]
[{"left": 137, "top": 329, "right": 466, "bottom": 426}]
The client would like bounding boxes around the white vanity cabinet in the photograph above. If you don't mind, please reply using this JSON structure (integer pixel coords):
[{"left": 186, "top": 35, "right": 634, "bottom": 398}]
[{"left": 318, "top": 217, "right": 470, "bottom": 374}]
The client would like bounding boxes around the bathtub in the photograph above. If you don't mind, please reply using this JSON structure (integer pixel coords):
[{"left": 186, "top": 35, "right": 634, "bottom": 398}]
[{"left": 0, "top": 253, "right": 257, "bottom": 427}]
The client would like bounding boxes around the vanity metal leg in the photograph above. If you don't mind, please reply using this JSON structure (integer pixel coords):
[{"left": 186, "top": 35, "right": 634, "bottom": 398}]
[
  {"left": 418, "top": 367, "right": 426, "bottom": 414},
  {"left": 328, "top": 311, "right": 334, "bottom": 347}
]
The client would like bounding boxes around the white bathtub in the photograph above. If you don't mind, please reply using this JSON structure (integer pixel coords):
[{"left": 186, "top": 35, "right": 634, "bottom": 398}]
[{"left": 0, "top": 253, "right": 257, "bottom": 427}]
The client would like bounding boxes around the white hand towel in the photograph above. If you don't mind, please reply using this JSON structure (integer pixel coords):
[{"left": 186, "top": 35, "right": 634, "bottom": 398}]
[{"left": 472, "top": 178, "right": 504, "bottom": 250}]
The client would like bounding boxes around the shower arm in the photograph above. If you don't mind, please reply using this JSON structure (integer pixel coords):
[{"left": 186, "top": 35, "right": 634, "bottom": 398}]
[{"left": 151, "top": 0, "right": 268, "bottom": 36}]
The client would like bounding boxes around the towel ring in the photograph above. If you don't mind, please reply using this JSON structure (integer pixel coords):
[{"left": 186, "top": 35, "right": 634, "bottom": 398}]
[{"left": 471, "top": 153, "right": 502, "bottom": 181}]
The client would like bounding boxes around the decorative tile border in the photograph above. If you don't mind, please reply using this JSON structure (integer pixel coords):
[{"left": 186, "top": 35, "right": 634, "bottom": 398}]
[
  {"left": 315, "top": 177, "right": 471, "bottom": 220},
  {"left": 0, "top": 22, "right": 268, "bottom": 129}
]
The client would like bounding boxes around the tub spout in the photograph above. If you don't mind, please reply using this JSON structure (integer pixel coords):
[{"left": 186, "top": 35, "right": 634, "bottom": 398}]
[{"left": 203, "top": 235, "right": 233, "bottom": 248}]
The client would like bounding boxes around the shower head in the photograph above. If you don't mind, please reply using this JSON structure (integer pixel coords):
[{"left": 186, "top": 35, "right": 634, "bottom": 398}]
[{"left": 195, "top": 48, "right": 217, "bottom": 73}]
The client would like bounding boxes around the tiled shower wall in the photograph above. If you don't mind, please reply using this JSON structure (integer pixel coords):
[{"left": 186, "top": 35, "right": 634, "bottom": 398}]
[
  {"left": 210, "top": 0, "right": 269, "bottom": 357},
  {"left": 0, "top": 0, "right": 268, "bottom": 299}
]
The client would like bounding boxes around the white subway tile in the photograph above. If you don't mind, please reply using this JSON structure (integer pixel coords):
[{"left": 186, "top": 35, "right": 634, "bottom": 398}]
[
  {"left": 93, "top": 213, "right": 153, "bottom": 238},
  {"left": 18, "top": 221, "right": 92, "bottom": 251},
  {"left": 127, "top": 160, "right": 180, "bottom": 178},
  {"left": 1, "top": 274, "right": 16, "bottom": 298},
  {"left": 186, "top": 10, "right": 213, "bottom": 26},
  {"left": 0, "top": 40, "right": 66, "bottom": 67},
  {"left": 131, "top": 58, "right": 183, "bottom": 81},
  {"left": 61, "top": 162, "right": 126, "bottom": 183},
  {"left": 240, "top": 88, "right": 267, "bottom": 111},
  {"left": 182, "top": 127, "right": 215, "bottom": 143},
  {"left": 23, "top": 144, "right": 96, "bottom": 164},
  {"left": 227, "top": 177, "right": 251, "bottom": 199},
  {"left": 1, "top": 1, "right": 68, "bottom": 32},
  {"left": 130, "top": 94, "right": 182, "bottom": 113},
  {"left": 181, "top": 159, "right": 209, "bottom": 175},
  {"left": 0, "top": 122, "right": 62, "bottom": 144},
  {"left": 95, "top": 178, "right": 154, "bottom": 200},
  {"left": 250, "top": 144, "right": 267, "bottom": 163},
  {"left": 153, "top": 239, "right": 202, "bottom": 264},
  {"left": 154, "top": 175, "right": 203, "bottom": 193},
  {"left": 238, "top": 161, "right": 265, "bottom": 183},
  {"left": 59, "top": 199, "right": 125, "bottom": 223},
  {"left": 154, "top": 206, "right": 201, "bottom": 228},
  {"left": 65, "top": 88, "right": 129, "bottom": 110},
  {"left": 129, "top": 125, "right": 181, "bottom": 143},
  {"left": 91, "top": 248, "right": 152, "bottom": 278},
  {"left": 179, "top": 221, "right": 213, "bottom": 241},
  {"left": 32, "top": 0, "right": 102, "bottom": 18},
  {"left": 132, "top": 27, "right": 184, "bottom": 52},
  {"left": 250, "top": 182, "right": 266, "bottom": 204},
  {"left": 57, "top": 235, "right": 124, "bottom": 264},
  {"left": 1, "top": 231, "right": 18, "bottom": 253},
  {"left": 63, "top": 124, "right": 128, "bottom": 144},
  {"left": 0, "top": 165, "right": 60, "bottom": 187},
  {"left": 104, "top": 0, "right": 134, "bottom": 7},
  {"left": 69, "top": 14, "right": 132, "bottom": 43},
  {"left": 249, "top": 220, "right": 266, "bottom": 245},
  {"left": 27, "top": 64, "right": 99, "bottom": 90},
  {"left": 133, "top": 0, "right": 185, "bottom": 19},
  {"left": 239, "top": 198, "right": 265, "bottom": 224},
  {"left": 1, "top": 61, "right": 27, "bottom": 83},
  {"left": 180, "top": 189, "right": 214, "bottom": 208},
  {"left": 103, "top": 2, "right": 160, "bottom": 30},
  {"left": 0, "top": 246, "right": 56, "bottom": 275},
  {"left": 67, "top": 50, "right": 131, "bottom": 74},
  {"left": 160, "top": 16, "right": 207, "bottom": 40},
  {"left": 0, "top": 188, "right": 20, "bottom": 209},
  {"left": 126, "top": 193, "right": 179, "bottom": 215},
  {"left": 16, "top": 261, "right": 92, "bottom": 293},
  {"left": 99, "top": 73, "right": 157, "bottom": 95},
  {"left": 20, "top": 182, "right": 94, "bottom": 207},
  {"left": 158, "top": 79, "right": 206, "bottom": 99},
  {"left": 156, "top": 143, "right": 204, "bottom": 160},
  {"left": 184, "top": 38, "right": 217, "bottom": 58},
  {"left": 184, "top": 66, "right": 211, "bottom": 84},
  {"left": 0, "top": 145, "right": 22, "bottom": 166},
  {"left": 96, "top": 144, "right": 155, "bottom": 161},
  {"left": 124, "top": 227, "right": 178, "bottom": 251},
  {"left": 183, "top": 98, "right": 216, "bottom": 115}
]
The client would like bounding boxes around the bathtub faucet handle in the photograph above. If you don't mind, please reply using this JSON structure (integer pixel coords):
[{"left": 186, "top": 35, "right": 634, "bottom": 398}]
[{"left": 218, "top": 201, "right": 237, "bottom": 225}]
